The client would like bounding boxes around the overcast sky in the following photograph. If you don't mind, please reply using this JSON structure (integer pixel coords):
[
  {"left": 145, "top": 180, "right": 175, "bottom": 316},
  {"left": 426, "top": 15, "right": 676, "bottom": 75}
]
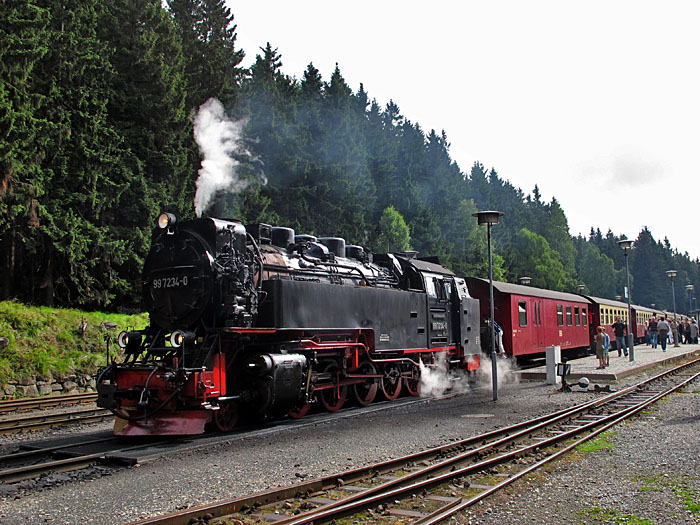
[{"left": 229, "top": 1, "right": 700, "bottom": 259}]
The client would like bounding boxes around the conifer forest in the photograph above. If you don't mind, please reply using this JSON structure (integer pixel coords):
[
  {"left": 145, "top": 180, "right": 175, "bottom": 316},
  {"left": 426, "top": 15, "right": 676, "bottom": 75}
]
[{"left": 2, "top": 1, "right": 699, "bottom": 313}]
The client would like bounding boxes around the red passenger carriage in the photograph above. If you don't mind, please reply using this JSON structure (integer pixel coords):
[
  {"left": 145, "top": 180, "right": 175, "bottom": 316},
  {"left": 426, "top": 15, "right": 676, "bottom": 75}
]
[{"left": 466, "top": 278, "right": 592, "bottom": 358}]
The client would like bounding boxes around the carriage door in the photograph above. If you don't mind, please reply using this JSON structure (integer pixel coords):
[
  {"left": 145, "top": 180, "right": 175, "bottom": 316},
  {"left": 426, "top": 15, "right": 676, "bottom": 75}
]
[{"left": 533, "top": 299, "right": 545, "bottom": 349}]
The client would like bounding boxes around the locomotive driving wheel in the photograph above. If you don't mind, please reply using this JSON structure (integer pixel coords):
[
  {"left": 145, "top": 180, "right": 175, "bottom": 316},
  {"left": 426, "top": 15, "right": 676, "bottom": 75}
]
[
  {"left": 352, "top": 361, "right": 378, "bottom": 406},
  {"left": 288, "top": 402, "right": 311, "bottom": 419},
  {"left": 381, "top": 363, "right": 403, "bottom": 401},
  {"left": 404, "top": 364, "right": 421, "bottom": 397},
  {"left": 319, "top": 362, "right": 347, "bottom": 412},
  {"left": 214, "top": 400, "right": 238, "bottom": 432}
]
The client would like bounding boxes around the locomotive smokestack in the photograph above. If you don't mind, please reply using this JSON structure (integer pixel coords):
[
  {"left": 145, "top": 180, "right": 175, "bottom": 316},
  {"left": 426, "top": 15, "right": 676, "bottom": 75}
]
[{"left": 193, "top": 98, "right": 265, "bottom": 217}]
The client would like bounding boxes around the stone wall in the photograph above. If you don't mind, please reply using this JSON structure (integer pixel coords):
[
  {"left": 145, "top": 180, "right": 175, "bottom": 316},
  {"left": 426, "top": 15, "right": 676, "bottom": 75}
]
[{"left": 2, "top": 374, "right": 97, "bottom": 399}]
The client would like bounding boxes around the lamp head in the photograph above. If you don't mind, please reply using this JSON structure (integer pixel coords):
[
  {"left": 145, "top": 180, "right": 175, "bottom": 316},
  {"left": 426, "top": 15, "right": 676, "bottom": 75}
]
[
  {"left": 519, "top": 276, "right": 532, "bottom": 285},
  {"left": 472, "top": 210, "right": 504, "bottom": 226},
  {"left": 617, "top": 239, "right": 633, "bottom": 251},
  {"left": 666, "top": 270, "right": 678, "bottom": 279},
  {"left": 157, "top": 212, "right": 177, "bottom": 230}
]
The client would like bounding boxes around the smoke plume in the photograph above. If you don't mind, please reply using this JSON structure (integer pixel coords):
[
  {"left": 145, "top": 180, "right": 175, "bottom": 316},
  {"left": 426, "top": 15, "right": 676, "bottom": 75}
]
[{"left": 193, "top": 98, "right": 264, "bottom": 217}]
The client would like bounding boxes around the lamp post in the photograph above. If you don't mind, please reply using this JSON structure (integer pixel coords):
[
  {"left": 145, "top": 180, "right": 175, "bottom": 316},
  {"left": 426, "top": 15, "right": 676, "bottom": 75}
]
[
  {"left": 686, "top": 285, "right": 694, "bottom": 315},
  {"left": 617, "top": 239, "right": 635, "bottom": 361},
  {"left": 473, "top": 210, "right": 504, "bottom": 401},
  {"left": 666, "top": 270, "right": 680, "bottom": 347},
  {"left": 577, "top": 284, "right": 585, "bottom": 294},
  {"left": 519, "top": 276, "right": 532, "bottom": 286}
]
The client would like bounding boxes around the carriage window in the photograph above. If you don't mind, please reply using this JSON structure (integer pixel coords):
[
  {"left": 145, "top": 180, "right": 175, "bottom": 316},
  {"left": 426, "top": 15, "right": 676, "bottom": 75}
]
[
  {"left": 575, "top": 306, "right": 580, "bottom": 326},
  {"left": 557, "top": 304, "right": 564, "bottom": 326},
  {"left": 582, "top": 308, "right": 588, "bottom": 326},
  {"left": 535, "top": 302, "right": 541, "bottom": 326},
  {"left": 566, "top": 306, "right": 573, "bottom": 326},
  {"left": 518, "top": 301, "right": 527, "bottom": 327}
]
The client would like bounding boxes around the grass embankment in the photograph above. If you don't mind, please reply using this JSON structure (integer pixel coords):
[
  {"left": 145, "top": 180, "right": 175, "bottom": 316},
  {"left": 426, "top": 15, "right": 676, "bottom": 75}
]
[{"left": 0, "top": 300, "right": 148, "bottom": 386}]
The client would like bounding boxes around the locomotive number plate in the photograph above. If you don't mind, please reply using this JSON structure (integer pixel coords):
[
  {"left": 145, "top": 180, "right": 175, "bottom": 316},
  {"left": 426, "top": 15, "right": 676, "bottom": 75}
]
[{"left": 152, "top": 275, "right": 189, "bottom": 289}]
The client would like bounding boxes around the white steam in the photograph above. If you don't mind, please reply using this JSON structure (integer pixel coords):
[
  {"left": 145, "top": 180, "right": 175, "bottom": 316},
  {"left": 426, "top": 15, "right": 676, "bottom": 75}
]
[
  {"left": 193, "top": 98, "right": 265, "bottom": 217},
  {"left": 418, "top": 353, "right": 520, "bottom": 398}
]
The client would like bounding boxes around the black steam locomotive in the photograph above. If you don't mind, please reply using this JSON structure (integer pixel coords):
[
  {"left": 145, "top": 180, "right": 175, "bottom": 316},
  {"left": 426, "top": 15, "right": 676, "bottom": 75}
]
[{"left": 96, "top": 213, "right": 482, "bottom": 435}]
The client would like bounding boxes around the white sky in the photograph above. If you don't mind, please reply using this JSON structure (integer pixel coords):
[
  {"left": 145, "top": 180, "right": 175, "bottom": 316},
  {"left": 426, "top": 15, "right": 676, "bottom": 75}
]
[{"left": 229, "top": 1, "right": 700, "bottom": 259}]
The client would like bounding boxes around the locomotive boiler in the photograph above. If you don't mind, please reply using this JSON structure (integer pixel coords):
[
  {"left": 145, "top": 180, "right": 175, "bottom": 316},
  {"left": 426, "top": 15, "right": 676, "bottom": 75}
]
[{"left": 96, "top": 212, "right": 481, "bottom": 435}]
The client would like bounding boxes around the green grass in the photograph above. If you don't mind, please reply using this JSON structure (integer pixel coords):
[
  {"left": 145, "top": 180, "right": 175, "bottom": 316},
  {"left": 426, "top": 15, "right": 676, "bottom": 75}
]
[
  {"left": 677, "top": 485, "right": 700, "bottom": 516},
  {"left": 0, "top": 300, "right": 147, "bottom": 386},
  {"left": 578, "top": 504, "right": 654, "bottom": 524},
  {"left": 575, "top": 432, "right": 617, "bottom": 453},
  {"left": 634, "top": 473, "right": 700, "bottom": 517}
]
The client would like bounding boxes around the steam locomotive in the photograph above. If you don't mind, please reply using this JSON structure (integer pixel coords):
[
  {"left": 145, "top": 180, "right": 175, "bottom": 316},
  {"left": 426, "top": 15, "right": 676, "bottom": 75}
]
[{"left": 96, "top": 213, "right": 482, "bottom": 435}]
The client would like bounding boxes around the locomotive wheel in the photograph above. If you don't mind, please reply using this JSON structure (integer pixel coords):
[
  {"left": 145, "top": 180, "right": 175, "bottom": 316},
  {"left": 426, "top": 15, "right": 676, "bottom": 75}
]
[
  {"left": 319, "top": 362, "right": 348, "bottom": 412},
  {"left": 404, "top": 365, "right": 421, "bottom": 397},
  {"left": 288, "top": 402, "right": 311, "bottom": 419},
  {"left": 352, "top": 361, "right": 378, "bottom": 406},
  {"left": 381, "top": 364, "right": 403, "bottom": 401},
  {"left": 214, "top": 400, "right": 238, "bottom": 432}
]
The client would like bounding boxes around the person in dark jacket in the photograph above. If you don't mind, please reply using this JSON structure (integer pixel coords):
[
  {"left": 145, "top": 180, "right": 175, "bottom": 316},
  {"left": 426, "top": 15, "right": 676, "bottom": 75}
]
[
  {"left": 611, "top": 316, "right": 628, "bottom": 357},
  {"left": 648, "top": 316, "right": 658, "bottom": 348}
]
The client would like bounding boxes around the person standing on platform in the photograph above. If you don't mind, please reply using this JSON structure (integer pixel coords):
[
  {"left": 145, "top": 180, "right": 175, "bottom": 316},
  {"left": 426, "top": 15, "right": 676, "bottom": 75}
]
[
  {"left": 493, "top": 320, "right": 506, "bottom": 356},
  {"left": 648, "top": 315, "right": 659, "bottom": 348},
  {"left": 690, "top": 318, "right": 699, "bottom": 344},
  {"left": 611, "top": 316, "right": 628, "bottom": 357},
  {"left": 657, "top": 316, "right": 671, "bottom": 351},
  {"left": 595, "top": 326, "right": 606, "bottom": 369}
]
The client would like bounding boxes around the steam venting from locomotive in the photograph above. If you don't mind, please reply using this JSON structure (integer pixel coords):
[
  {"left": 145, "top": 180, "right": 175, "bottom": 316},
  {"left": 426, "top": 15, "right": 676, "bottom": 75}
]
[{"left": 193, "top": 98, "right": 265, "bottom": 217}]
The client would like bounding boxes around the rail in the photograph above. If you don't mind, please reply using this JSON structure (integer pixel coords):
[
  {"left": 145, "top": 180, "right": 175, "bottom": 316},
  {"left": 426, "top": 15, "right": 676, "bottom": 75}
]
[{"left": 127, "top": 357, "right": 700, "bottom": 525}]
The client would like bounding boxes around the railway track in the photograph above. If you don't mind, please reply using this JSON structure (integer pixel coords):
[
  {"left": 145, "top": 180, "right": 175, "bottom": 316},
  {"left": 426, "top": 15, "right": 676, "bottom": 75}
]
[
  {"left": 0, "top": 407, "right": 112, "bottom": 434},
  {"left": 0, "top": 392, "right": 109, "bottom": 434},
  {"left": 0, "top": 392, "right": 98, "bottom": 413},
  {"left": 129, "top": 357, "right": 700, "bottom": 525},
  {"left": 0, "top": 434, "right": 177, "bottom": 484}
]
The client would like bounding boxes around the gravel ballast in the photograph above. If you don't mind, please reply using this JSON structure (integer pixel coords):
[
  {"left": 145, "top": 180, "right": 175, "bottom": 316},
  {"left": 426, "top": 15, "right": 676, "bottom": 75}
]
[{"left": 0, "top": 355, "right": 698, "bottom": 524}]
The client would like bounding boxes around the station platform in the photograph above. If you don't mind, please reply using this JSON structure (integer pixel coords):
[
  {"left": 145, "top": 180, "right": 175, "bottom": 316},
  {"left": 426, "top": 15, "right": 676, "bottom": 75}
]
[{"left": 517, "top": 342, "right": 700, "bottom": 382}]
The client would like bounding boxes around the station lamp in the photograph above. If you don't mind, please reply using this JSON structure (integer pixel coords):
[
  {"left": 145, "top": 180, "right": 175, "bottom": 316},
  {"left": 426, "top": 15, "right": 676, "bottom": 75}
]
[
  {"left": 666, "top": 270, "right": 680, "bottom": 347},
  {"left": 686, "top": 284, "right": 694, "bottom": 315},
  {"left": 519, "top": 276, "right": 532, "bottom": 286},
  {"left": 617, "top": 239, "right": 635, "bottom": 361},
  {"left": 473, "top": 210, "right": 504, "bottom": 402}
]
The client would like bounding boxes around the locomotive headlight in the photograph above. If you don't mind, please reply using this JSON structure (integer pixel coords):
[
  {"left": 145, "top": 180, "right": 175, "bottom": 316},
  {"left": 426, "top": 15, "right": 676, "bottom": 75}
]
[
  {"left": 157, "top": 212, "right": 177, "bottom": 230},
  {"left": 170, "top": 329, "right": 195, "bottom": 348},
  {"left": 117, "top": 331, "right": 142, "bottom": 350}
]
